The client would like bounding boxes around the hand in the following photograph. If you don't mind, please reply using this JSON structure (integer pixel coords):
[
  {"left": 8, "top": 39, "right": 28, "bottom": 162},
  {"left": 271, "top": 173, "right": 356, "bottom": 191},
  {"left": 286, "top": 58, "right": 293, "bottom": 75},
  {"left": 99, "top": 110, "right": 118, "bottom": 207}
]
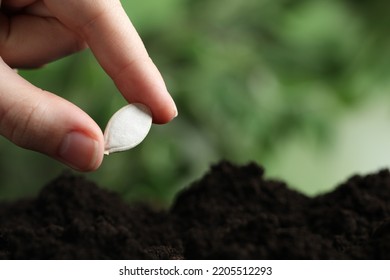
[{"left": 0, "top": 0, "right": 177, "bottom": 171}]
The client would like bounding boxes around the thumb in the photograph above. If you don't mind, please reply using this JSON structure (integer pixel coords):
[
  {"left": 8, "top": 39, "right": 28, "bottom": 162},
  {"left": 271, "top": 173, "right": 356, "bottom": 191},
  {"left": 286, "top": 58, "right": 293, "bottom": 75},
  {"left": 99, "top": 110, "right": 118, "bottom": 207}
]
[{"left": 0, "top": 58, "right": 104, "bottom": 171}]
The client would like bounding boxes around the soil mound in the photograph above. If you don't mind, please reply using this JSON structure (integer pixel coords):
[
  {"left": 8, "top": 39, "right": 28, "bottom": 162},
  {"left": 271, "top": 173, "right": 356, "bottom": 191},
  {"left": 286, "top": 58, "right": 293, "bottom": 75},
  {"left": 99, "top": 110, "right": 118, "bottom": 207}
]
[{"left": 1, "top": 161, "right": 390, "bottom": 259}]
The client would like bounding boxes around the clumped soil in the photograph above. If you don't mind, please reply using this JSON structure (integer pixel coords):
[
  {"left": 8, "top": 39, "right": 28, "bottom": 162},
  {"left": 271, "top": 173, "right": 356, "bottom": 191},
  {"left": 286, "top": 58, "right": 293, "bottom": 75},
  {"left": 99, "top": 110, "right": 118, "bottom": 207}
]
[{"left": 1, "top": 161, "right": 390, "bottom": 259}]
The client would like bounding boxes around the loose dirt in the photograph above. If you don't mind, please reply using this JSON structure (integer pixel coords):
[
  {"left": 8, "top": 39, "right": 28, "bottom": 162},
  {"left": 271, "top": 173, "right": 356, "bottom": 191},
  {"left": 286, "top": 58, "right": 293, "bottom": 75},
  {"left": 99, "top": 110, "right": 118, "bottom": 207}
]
[{"left": 1, "top": 161, "right": 390, "bottom": 259}]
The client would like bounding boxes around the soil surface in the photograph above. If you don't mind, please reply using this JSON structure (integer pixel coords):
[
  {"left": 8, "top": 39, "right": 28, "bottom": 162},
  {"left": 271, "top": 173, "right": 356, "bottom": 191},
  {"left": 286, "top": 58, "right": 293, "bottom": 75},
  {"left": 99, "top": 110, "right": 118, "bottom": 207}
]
[{"left": 1, "top": 161, "right": 390, "bottom": 259}]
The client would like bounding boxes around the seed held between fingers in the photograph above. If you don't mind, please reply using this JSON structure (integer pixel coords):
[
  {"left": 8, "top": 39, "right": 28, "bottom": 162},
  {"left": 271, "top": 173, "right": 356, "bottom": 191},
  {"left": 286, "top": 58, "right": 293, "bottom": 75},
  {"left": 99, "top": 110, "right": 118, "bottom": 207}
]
[{"left": 103, "top": 103, "right": 152, "bottom": 155}]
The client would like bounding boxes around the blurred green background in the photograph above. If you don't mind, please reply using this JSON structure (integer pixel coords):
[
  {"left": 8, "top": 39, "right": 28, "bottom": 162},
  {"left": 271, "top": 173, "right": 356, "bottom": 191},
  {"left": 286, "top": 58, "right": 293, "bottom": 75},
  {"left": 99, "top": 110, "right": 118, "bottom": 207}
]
[{"left": 1, "top": 0, "right": 390, "bottom": 206}]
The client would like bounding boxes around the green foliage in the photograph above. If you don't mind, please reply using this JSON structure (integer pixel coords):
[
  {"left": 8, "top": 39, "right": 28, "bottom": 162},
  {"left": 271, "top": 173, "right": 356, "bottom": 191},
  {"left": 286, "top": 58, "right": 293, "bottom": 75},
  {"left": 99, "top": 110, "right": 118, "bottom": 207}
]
[{"left": 1, "top": 0, "right": 390, "bottom": 205}]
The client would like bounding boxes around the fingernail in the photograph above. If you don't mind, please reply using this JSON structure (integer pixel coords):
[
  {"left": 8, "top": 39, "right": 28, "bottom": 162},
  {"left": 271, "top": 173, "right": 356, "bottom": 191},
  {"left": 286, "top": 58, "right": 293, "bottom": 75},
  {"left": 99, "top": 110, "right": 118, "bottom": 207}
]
[
  {"left": 173, "top": 106, "right": 178, "bottom": 118},
  {"left": 59, "top": 131, "right": 99, "bottom": 171},
  {"left": 172, "top": 100, "right": 178, "bottom": 119}
]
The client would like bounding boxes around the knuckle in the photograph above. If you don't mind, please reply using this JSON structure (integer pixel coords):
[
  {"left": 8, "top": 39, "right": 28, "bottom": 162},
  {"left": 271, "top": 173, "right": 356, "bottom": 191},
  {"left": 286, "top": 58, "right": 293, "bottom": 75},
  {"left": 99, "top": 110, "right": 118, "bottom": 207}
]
[{"left": 0, "top": 97, "right": 48, "bottom": 150}]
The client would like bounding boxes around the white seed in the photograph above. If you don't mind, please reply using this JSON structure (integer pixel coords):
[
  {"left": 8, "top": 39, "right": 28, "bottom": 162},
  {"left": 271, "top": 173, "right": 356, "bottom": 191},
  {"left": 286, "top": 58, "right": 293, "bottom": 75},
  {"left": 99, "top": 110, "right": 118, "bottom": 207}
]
[{"left": 103, "top": 103, "right": 152, "bottom": 155}]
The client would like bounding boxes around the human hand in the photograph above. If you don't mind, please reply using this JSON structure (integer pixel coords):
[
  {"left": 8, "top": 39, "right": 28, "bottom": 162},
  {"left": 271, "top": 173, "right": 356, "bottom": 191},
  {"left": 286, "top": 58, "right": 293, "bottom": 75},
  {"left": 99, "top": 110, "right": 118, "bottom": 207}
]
[{"left": 0, "top": 0, "right": 177, "bottom": 171}]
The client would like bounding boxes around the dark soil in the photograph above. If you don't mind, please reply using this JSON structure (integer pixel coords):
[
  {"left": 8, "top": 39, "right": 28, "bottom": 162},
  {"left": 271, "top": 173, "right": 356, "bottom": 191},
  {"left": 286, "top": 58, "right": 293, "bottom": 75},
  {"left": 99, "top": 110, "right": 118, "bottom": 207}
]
[{"left": 1, "top": 161, "right": 390, "bottom": 259}]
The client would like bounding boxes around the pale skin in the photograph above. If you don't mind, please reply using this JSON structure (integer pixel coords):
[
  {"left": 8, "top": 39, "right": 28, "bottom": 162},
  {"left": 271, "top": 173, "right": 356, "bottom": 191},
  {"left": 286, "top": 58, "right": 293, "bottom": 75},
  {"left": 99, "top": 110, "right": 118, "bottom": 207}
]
[{"left": 0, "top": 0, "right": 177, "bottom": 171}]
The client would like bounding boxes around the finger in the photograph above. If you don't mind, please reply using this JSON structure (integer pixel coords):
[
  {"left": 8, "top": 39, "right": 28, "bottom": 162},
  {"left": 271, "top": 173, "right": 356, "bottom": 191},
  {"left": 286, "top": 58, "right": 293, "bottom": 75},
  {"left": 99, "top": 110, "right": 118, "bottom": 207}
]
[
  {"left": 44, "top": 0, "right": 178, "bottom": 124},
  {"left": 21, "top": 1, "right": 52, "bottom": 17},
  {"left": 2, "top": 0, "right": 51, "bottom": 17},
  {"left": 0, "top": 13, "right": 86, "bottom": 68},
  {"left": 2, "top": 0, "right": 36, "bottom": 9},
  {"left": 0, "top": 57, "right": 104, "bottom": 171}
]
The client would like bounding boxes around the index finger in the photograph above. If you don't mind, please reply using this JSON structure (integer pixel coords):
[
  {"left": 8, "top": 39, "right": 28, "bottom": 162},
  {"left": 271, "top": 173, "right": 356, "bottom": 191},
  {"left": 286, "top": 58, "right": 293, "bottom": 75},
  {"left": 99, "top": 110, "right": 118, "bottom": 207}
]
[{"left": 45, "top": 0, "right": 177, "bottom": 124}]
